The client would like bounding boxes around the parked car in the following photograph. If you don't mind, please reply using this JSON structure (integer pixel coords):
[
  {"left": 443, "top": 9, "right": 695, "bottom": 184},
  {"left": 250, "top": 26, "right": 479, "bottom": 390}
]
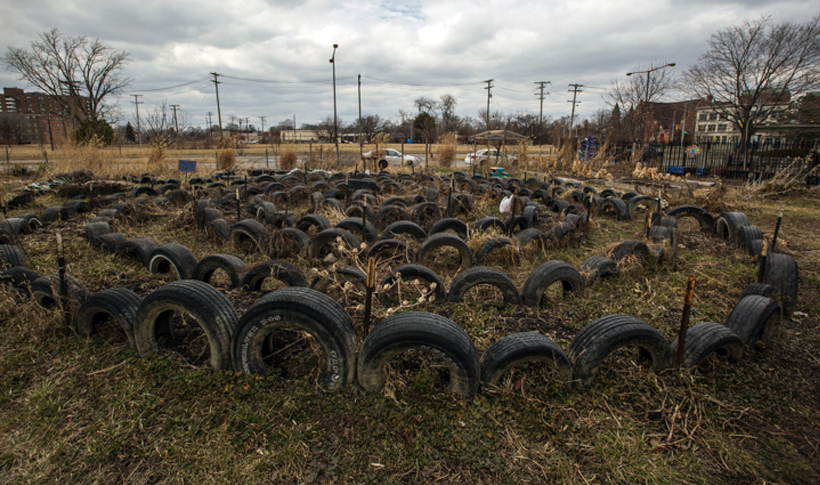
[
  {"left": 464, "top": 149, "right": 517, "bottom": 166},
  {"left": 362, "top": 148, "right": 419, "bottom": 169}
]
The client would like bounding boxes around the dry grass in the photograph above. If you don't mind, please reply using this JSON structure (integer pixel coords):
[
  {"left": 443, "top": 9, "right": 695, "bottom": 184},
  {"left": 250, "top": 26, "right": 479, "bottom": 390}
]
[
  {"left": 279, "top": 144, "right": 298, "bottom": 171},
  {"left": 0, "top": 170, "right": 819, "bottom": 484},
  {"left": 436, "top": 132, "right": 457, "bottom": 169}
]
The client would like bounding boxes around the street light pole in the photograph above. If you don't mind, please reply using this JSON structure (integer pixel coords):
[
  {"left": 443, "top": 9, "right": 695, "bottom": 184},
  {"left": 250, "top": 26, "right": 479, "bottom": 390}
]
[
  {"left": 330, "top": 44, "right": 340, "bottom": 168},
  {"left": 627, "top": 63, "right": 675, "bottom": 145}
]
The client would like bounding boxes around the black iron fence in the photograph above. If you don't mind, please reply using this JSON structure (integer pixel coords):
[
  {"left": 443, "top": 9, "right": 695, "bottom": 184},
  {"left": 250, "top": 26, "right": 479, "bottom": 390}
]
[{"left": 639, "top": 140, "right": 819, "bottom": 181}]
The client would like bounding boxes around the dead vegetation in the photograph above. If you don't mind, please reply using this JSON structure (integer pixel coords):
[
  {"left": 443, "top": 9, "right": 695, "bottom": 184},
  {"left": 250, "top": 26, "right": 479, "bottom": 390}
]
[{"left": 0, "top": 164, "right": 818, "bottom": 484}]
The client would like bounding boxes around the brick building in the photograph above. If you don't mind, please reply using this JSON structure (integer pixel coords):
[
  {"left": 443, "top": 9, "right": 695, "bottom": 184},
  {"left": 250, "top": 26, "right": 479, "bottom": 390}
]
[{"left": 0, "top": 87, "right": 88, "bottom": 145}]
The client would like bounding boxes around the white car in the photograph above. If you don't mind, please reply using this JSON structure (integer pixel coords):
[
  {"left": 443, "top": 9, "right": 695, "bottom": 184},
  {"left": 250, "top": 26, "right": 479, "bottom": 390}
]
[
  {"left": 363, "top": 148, "right": 420, "bottom": 169},
  {"left": 464, "top": 149, "right": 517, "bottom": 166}
]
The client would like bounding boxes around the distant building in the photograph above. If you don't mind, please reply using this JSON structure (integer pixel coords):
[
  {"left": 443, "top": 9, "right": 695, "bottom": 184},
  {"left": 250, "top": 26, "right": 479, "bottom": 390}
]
[
  {"left": 694, "top": 89, "right": 792, "bottom": 145},
  {"left": 0, "top": 87, "right": 88, "bottom": 145},
  {"left": 280, "top": 129, "right": 319, "bottom": 142}
]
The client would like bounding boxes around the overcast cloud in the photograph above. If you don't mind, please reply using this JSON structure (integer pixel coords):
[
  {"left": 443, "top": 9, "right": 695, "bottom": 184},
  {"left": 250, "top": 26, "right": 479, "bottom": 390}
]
[{"left": 1, "top": 0, "right": 818, "bottom": 130}]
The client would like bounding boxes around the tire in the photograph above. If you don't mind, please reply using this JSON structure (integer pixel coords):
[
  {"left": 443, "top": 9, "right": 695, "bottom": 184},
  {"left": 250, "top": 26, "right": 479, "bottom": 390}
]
[
  {"left": 474, "top": 237, "right": 515, "bottom": 264},
  {"left": 762, "top": 251, "right": 799, "bottom": 320},
  {"left": 380, "top": 220, "right": 427, "bottom": 242},
  {"left": 416, "top": 232, "right": 473, "bottom": 270},
  {"left": 310, "top": 265, "right": 368, "bottom": 301},
  {"left": 115, "top": 238, "right": 159, "bottom": 268},
  {"left": 648, "top": 225, "right": 673, "bottom": 243},
  {"left": 367, "top": 238, "right": 412, "bottom": 263},
  {"left": 76, "top": 288, "right": 142, "bottom": 350},
  {"left": 474, "top": 217, "right": 507, "bottom": 233},
  {"left": 1, "top": 266, "right": 39, "bottom": 294},
  {"left": 378, "top": 264, "right": 447, "bottom": 305},
  {"left": 429, "top": 218, "right": 468, "bottom": 240},
  {"left": 269, "top": 227, "right": 310, "bottom": 259},
  {"left": 667, "top": 205, "right": 715, "bottom": 233},
  {"left": 208, "top": 219, "right": 231, "bottom": 242},
  {"left": 548, "top": 222, "right": 576, "bottom": 241},
  {"left": 135, "top": 280, "right": 238, "bottom": 371},
  {"left": 41, "top": 206, "right": 68, "bottom": 223},
  {"left": 0, "top": 244, "right": 26, "bottom": 270},
  {"left": 505, "top": 215, "right": 529, "bottom": 234},
  {"left": 567, "top": 314, "right": 673, "bottom": 389},
  {"left": 148, "top": 243, "right": 198, "bottom": 280},
  {"left": 84, "top": 221, "right": 112, "bottom": 248},
  {"left": 521, "top": 260, "right": 584, "bottom": 307},
  {"left": 626, "top": 195, "right": 660, "bottom": 219},
  {"left": 193, "top": 254, "right": 247, "bottom": 289},
  {"left": 670, "top": 322, "right": 743, "bottom": 370},
  {"left": 230, "top": 219, "right": 270, "bottom": 253},
  {"left": 597, "top": 197, "right": 628, "bottom": 221},
  {"left": 231, "top": 287, "right": 357, "bottom": 389},
  {"left": 480, "top": 332, "right": 572, "bottom": 389},
  {"left": 295, "top": 214, "right": 331, "bottom": 234},
  {"left": 29, "top": 274, "right": 90, "bottom": 309},
  {"left": 610, "top": 240, "right": 650, "bottom": 264},
  {"left": 357, "top": 311, "right": 480, "bottom": 398},
  {"left": 550, "top": 199, "right": 570, "bottom": 214},
  {"left": 63, "top": 199, "right": 90, "bottom": 216},
  {"left": 739, "top": 282, "right": 777, "bottom": 301},
  {"left": 97, "top": 233, "right": 127, "bottom": 254},
  {"left": 715, "top": 212, "right": 750, "bottom": 244},
  {"left": 517, "top": 228, "right": 550, "bottom": 249},
  {"left": 241, "top": 260, "right": 309, "bottom": 291},
  {"left": 308, "top": 228, "right": 361, "bottom": 260},
  {"left": 737, "top": 226, "right": 763, "bottom": 251},
  {"left": 579, "top": 256, "right": 618, "bottom": 286},
  {"left": 412, "top": 201, "right": 442, "bottom": 230},
  {"left": 0, "top": 218, "right": 30, "bottom": 237},
  {"left": 447, "top": 266, "right": 520, "bottom": 305},
  {"left": 374, "top": 205, "right": 411, "bottom": 231},
  {"left": 726, "top": 294, "right": 781, "bottom": 348},
  {"left": 255, "top": 201, "right": 278, "bottom": 225},
  {"left": 336, "top": 217, "right": 377, "bottom": 242}
]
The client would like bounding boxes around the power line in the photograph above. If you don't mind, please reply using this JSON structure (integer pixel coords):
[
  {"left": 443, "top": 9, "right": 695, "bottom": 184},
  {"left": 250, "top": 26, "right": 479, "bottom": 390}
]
[
  {"left": 362, "top": 76, "right": 485, "bottom": 87},
  {"left": 132, "top": 78, "right": 211, "bottom": 92},
  {"left": 568, "top": 83, "right": 584, "bottom": 138},
  {"left": 220, "top": 73, "right": 356, "bottom": 84}
]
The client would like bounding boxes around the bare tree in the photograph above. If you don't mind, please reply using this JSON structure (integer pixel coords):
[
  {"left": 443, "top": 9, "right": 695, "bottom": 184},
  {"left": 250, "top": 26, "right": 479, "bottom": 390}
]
[
  {"left": 139, "top": 100, "right": 188, "bottom": 144},
  {"left": 0, "top": 113, "right": 27, "bottom": 144},
  {"left": 3, "top": 29, "right": 131, "bottom": 122},
  {"left": 351, "top": 114, "right": 387, "bottom": 142},
  {"left": 606, "top": 61, "right": 677, "bottom": 143},
  {"left": 684, "top": 15, "right": 820, "bottom": 147}
]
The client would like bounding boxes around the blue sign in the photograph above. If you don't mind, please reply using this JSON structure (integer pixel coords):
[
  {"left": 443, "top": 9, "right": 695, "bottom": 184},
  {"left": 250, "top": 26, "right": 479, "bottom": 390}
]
[
  {"left": 178, "top": 159, "right": 196, "bottom": 173},
  {"left": 407, "top": 139, "right": 413, "bottom": 144}
]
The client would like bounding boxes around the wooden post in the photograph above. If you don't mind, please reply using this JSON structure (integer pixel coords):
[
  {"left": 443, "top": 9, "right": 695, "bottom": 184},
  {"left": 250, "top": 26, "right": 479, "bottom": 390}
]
[
  {"left": 447, "top": 177, "right": 454, "bottom": 218},
  {"left": 265, "top": 148, "right": 269, "bottom": 170},
  {"left": 235, "top": 188, "right": 241, "bottom": 221},
  {"left": 361, "top": 194, "right": 369, "bottom": 242},
  {"left": 674, "top": 275, "right": 697, "bottom": 367},
  {"left": 363, "top": 257, "right": 376, "bottom": 337},
  {"left": 646, "top": 212, "right": 652, "bottom": 239}
]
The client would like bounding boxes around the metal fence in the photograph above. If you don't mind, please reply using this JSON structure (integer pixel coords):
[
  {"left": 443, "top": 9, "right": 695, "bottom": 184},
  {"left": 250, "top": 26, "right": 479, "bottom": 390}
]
[{"left": 643, "top": 140, "right": 819, "bottom": 181}]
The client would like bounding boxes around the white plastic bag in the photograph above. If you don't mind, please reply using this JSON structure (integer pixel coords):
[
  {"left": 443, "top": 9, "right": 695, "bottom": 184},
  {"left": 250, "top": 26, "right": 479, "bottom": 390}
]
[{"left": 499, "top": 195, "right": 513, "bottom": 213}]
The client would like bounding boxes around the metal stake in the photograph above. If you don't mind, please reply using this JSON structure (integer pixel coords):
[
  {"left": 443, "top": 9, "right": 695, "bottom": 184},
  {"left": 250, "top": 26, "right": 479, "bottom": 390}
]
[
  {"left": 771, "top": 204, "right": 784, "bottom": 252},
  {"left": 363, "top": 257, "right": 375, "bottom": 337},
  {"left": 674, "top": 275, "right": 697, "bottom": 367}
]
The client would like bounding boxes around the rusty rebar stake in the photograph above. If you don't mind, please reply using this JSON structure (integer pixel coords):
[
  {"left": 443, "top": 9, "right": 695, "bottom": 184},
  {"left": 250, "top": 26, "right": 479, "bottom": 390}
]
[
  {"left": 674, "top": 275, "right": 697, "bottom": 367},
  {"left": 363, "top": 257, "right": 376, "bottom": 337},
  {"left": 771, "top": 204, "right": 784, "bottom": 252}
]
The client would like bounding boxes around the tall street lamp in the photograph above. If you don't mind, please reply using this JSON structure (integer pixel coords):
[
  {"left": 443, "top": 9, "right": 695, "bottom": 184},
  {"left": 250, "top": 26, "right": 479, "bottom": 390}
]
[
  {"left": 627, "top": 63, "right": 675, "bottom": 144},
  {"left": 330, "top": 44, "right": 340, "bottom": 168}
]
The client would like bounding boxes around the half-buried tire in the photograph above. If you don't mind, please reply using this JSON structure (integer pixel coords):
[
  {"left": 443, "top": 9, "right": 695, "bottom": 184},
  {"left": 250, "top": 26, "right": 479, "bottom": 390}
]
[{"left": 480, "top": 332, "right": 572, "bottom": 389}]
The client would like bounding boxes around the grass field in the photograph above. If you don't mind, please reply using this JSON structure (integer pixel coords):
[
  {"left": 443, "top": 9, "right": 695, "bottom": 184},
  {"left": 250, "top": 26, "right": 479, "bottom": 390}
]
[{"left": 0, "top": 163, "right": 818, "bottom": 484}]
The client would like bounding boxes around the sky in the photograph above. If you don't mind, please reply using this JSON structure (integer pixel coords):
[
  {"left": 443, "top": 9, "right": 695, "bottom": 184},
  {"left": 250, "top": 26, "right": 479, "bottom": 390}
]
[{"left": 1, "top": 0, "right": 818, "bottom": 131}]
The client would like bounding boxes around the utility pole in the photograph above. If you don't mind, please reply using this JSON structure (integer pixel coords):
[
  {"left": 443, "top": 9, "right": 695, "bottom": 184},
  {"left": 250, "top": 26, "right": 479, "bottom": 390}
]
[
  {"left": 330, "top": 44, "right": 339, "bottom": 168},
  {"left": 567, "top": 84, "right": 583, "bottom": 138},
  {"left": 534, "top": 81, "right": 550, "bottom": 144},
  {"left": 358, "top": 74, "right": 363, "bottom": 156},
  {"left": 170, "top": 104, "right": 180, "bottom": 136},
  {"left": 131, "top": 94, "right": 143, "bottom": 148},
  {"left": 210, "top": 72, "right": 223, "bottom": 138},
  {"left": 207, "top": 112, "right": 213, "bottom": 141},
  {"left": 484, "top": 79, "right": 494, "bottom": 130},
  {"left": 259, "top": 116, "right": 266, "bottom": 135}
]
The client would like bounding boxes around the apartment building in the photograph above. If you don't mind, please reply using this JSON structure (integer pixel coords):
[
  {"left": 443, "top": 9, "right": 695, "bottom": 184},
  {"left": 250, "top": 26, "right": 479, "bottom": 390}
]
[{"left": 0, "top": 87, "right": 87, "bottom": 145}]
